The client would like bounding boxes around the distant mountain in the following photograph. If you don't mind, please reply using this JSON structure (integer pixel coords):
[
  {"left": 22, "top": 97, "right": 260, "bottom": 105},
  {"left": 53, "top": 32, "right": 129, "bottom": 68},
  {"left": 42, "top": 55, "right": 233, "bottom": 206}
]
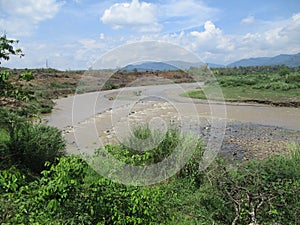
[
  {"left": 165, "top": 61, "right": 204, "bottom": 70},
  {"left": 120, "top": 62, "right": 179, "bottom": 72},
  {"left": 166, "top": 61, "right": 225, "bottom": 69},
  {"left": 118, "top": 53, "right": 300, "bottom": 72},
  {"left": 207, "top": 63, "right": 226, "bottom": 68},
  {"left": 120, "top": 61, "right": 207, "bottom": 72},
  {"left": 228, "top": 53, "right": 300, "bottom": 67}
]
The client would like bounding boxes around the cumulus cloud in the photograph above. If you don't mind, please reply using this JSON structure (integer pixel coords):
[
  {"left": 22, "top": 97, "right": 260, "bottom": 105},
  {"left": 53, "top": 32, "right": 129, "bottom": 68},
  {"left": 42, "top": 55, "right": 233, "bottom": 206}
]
[
  {"left": 101, "top": 0, "right": 162, "bottom": 32},
  {"left": 190, "top": 21, "right": 222, "bottom": 41},
  {"left": 0, "top": 0, "right": 63, "bottom": 36},
  {"left": 133, "top": 13, "right": 300, "bottom": 64},
  {"left": 236, "top": 12, "right": 300, "bottom": 57},
  {"left": 241, "top": 16, "right": 255, "bottom": 24},
  {"left": 190, "top": 21, "right": 234, "bottom": 52}
]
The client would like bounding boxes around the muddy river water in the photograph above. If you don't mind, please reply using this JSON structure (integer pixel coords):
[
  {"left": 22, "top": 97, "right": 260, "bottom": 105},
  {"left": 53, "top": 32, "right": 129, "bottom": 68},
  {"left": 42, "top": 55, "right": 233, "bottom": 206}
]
[{"left": 45, "top": 83, "right": 300, "bottom": 155}]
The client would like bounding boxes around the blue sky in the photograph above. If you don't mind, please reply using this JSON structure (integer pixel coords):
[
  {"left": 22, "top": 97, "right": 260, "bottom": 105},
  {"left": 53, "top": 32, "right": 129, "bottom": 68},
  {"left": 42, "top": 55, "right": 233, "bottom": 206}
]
[{"left": 1, "top": 0, "right": 300, "bottom": 70}]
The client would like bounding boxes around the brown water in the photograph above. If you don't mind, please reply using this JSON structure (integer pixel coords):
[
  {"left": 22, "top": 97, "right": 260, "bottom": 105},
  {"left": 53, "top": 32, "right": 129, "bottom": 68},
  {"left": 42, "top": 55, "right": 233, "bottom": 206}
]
[{"left": 45, "top": 83, "right": 300, "bottom": 154}]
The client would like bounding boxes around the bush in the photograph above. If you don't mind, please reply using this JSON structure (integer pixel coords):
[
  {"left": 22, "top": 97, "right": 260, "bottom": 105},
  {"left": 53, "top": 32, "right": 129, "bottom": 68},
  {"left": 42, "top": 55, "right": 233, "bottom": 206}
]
[
  {"left": 1, "top": 142, "right": 299, "bottom": 224},
  {"left": 104, "top": 126, "right": 204, "bottom": 183},
  {"left": 218, "top": 76, "right": 258, "bottom": 87},
  {"left": 203, "top": 145, "right": 300, "bottom": 224},
  {"left": 269, "top": 81, "right": 296, "bottom": 91},
  {"left": 286, "top": 72, "right": 300, "bottom": 83},
  {"left": 2, "top": 156, "right": 169, "bottom": 224},
  {"left": 8, "top": 123, "right": 65, "bottom": 173},
  {"left": 0, "top": 109, "right": 66, "bottom": 173}
]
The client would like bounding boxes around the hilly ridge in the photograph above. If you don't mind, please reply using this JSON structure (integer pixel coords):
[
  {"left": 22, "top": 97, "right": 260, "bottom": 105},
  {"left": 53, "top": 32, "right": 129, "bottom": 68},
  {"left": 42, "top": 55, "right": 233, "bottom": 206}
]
[
  {"left": 227, "top": 52, "right": 300, "bottom": 68},
  {"left": 119, "top": 52, "right": 300, "bottom": 71}
]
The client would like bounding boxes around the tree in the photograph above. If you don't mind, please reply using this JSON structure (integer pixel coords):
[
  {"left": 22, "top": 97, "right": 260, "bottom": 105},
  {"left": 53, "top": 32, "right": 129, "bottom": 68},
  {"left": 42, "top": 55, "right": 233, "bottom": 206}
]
[
  {"left": 0, "top": 34, "right": 24, "bottom": 64},
  {"left": 0, "top": 35, "right": 28, "bottom": 99},
  {"left": 278, "top": 67, "right": 289, "bottom": 77}
]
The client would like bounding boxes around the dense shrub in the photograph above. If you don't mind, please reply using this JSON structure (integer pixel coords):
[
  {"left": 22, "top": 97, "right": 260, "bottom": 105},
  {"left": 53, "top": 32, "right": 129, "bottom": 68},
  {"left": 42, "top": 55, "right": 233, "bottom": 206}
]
[
  {"left": 286, "top": 72, "right": 300, "bottom": 83},
  {"left": 269, "top": 81, "right": 296, "bottom": 91},
  {"left": 0, "top": 145, "right": 299, "bottom": 224},
  {"left": 1, "top": 156, "right": 169, "bottom": 224},
  {"left": 210, "top": 67, "right": 300, "bottom": 92},
  {"left": 0, "top": 109, "right": 65, "bottom": 173},
  {"left": 104, "top": 126, "right": 204, "bottom": 185},
  {"left": 202, "top": 144, "right": 300, "bottom": 224}
]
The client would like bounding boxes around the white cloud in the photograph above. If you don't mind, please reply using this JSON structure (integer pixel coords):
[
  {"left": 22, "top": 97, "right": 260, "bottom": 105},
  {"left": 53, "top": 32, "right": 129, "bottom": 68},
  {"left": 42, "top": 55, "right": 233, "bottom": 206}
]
[
  {"left": 241, "top": 16, "right": 255, "bottom": 24},
  {"left": 3, "top": 4, "right": 300, "bottom": 70},
  {"left": 190, "top": 21, "right": 222, "bottom": 41},
  {"left": 279, "top": 13, "right": 300, "bottom": 45},
  {"left": 237, "top": 13, "right": 300, "bottom": 56},
  {"left": 101, "top": 0, "right": 162, "bottom": 33},
  {"left": 129, "top": 13, "right": 300, "bottom": 64},
  {"left": 100, "top": 33, "right": 105, "bottom": 40},
  {"left": 189, "top": 21, "right": 234, "bottom": 52},
  {"left": 0, "top": 0, "right": 63, "bottom": 36}
]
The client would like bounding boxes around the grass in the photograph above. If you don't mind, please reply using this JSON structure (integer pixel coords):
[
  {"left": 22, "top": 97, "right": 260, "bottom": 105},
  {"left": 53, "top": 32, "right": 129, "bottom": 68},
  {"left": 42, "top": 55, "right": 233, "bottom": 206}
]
[
  {"left": 185, "top": 86, "right": 300, "bottom": 104},
  {"left": 184, "top": 67, "right": 300, "bottom": 106}
]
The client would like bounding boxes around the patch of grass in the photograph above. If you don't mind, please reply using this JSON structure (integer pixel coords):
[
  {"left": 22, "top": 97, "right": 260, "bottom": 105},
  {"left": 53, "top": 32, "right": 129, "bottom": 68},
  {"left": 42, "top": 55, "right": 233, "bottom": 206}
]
[
  {"left": 185, "top": 86, "right": 300, "bottom": 104},
  {"left": 185, "top": 67, "right": 300, "bottom": 106}
]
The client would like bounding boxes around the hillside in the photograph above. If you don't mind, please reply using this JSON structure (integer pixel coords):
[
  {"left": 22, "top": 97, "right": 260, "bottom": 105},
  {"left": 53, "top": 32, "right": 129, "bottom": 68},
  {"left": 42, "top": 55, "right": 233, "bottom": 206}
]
[
  {"left": 228, "top": 53, "right": 300, "bottom": 67},
  {"left": 118, "top": 53, "right": 300, "bottom": 72}
]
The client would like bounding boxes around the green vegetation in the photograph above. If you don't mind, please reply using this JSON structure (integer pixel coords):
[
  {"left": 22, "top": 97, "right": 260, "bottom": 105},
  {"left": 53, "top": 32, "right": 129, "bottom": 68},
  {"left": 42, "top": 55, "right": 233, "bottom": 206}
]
[
  {"left": 186, "top": 66, "right": 300, "bottom": 106},
  {"left": 0, "top": 109, "right": 66, "bottom": 173},
  {"left": 1, "top": 91, "right": 299, "bottom": 224},
  {"left": 0, "top": 68, "right": 81, "bottom": 115},
  {"left": 0, "top": 34, "right": 24, "bottom": 63},
  {"left": 1, "top": 124, "right": 299, "bottom": 224}
]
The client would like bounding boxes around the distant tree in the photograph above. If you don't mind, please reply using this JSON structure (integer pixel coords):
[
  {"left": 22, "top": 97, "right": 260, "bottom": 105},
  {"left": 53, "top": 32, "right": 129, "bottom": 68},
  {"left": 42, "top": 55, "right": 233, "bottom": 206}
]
[
  {"left": 0, "top": 34, "right": 24, "bottom": 64},
  {"left": 278, "top": 67, "right": 290, "bottom": 83},
  {"left": 278, "top": 67, "right": 290, "bottom": 77}
]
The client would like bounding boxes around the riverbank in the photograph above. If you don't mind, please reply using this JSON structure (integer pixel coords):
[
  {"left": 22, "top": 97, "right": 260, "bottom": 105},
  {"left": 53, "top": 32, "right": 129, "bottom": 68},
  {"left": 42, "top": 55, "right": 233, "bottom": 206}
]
[
  {"left": 184, "top": 86, "right": 300, "bottom": 108},
  {"left": 1, "top": 67, "right": 299, "bottom": 116}
]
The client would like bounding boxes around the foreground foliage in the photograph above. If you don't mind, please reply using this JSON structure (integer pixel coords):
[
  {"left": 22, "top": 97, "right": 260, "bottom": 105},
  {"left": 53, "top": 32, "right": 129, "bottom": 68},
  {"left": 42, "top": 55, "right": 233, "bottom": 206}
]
[{"left": 0, "top": 121, "right": 299, "bottom": 224}]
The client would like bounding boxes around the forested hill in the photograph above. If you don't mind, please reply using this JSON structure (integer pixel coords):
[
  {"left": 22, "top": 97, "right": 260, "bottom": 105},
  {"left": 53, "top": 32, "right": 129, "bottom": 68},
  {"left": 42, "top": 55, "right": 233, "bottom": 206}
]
[
  {"left": 118, "top": 53, "right": 300, "bottom": 71},
  {"left": 228, "top": 52, "right": 300, "bottom": 68}
]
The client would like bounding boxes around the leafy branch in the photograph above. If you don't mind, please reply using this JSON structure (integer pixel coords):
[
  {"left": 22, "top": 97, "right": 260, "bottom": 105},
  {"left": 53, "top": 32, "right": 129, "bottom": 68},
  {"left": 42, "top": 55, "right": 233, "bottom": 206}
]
[{"left": 0, "top": 34, "right": 24, "bottom": 63}]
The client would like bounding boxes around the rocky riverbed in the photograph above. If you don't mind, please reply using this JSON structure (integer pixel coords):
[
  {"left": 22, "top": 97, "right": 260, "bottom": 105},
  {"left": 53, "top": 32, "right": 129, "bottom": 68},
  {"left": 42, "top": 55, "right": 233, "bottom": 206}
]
[{"left": 210, "top": 122, "right": 300, "bottom": 161}]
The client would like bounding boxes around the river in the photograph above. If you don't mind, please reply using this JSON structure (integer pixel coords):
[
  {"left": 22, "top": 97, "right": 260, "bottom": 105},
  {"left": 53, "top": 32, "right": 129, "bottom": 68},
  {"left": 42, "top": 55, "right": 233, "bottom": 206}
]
[{"left": 44, "top": 82, "right": 300, "bottom": 155}]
